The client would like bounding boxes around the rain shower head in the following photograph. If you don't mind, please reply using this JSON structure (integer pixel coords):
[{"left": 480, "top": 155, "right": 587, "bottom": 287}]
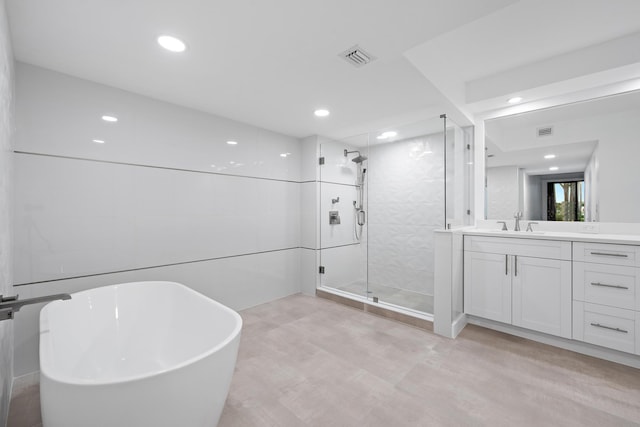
[
  {"left": 351, "top": 155, "right": 367, "bottom": 163},
  {"left": 344, "top": 149, "right": 367, "bottom": 163}
]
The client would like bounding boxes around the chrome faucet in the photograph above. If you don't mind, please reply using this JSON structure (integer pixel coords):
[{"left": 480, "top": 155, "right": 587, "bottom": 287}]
[
  {"left": 0, "top": 294, "right": 71, "bottom": 321},
  {"left": 497, "top": 221, "right": 508, "bottom": 231},
  {"left": 513, "top": 211, "right": 523, "bottom": 231},
  {"left": 526, "top": 221, "right": 539, "bottom": 232}
]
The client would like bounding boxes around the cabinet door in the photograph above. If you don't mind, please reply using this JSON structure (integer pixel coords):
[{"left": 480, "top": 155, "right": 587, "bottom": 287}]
[
  {"left": 512, "top": 256, "right": 572, "bottom": 338},
  {"left": 464, "top": 251, "right": 511, "bottom": 323}
]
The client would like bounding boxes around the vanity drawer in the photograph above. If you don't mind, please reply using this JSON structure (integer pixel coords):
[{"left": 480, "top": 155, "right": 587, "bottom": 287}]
[
  {"left": 573, "top": 242, "right": 640, "bottom": 267},
  {"left": 573, "top": 301, "right": 636, "bottom": 354},
  {"left": 464, "top": 236, "right": 571, "bottom": 260},
  {"left": 573, "top": 262, "right": 638, "bottom": 310}
]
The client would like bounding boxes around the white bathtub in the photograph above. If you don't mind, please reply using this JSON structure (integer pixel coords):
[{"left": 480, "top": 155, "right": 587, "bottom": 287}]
[{"left": 39, "top": 281, "right": 242, "bottom": 427}]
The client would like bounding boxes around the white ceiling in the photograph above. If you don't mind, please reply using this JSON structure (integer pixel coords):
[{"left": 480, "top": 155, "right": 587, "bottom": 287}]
[
  {"left": 7, "top": 0, "right": 640, "bottom": 141},
  {"left": 406, "top": 0, "right": 640, "bottom": 121},
  {"left": 485, "top": 139, "right": 598, "bottom": 175},
  {"left": 5, "top": 0, "right": 514, "bottom": 139}
]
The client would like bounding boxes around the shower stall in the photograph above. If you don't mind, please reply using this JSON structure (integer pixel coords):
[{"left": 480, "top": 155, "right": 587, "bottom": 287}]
[{"left": 317, "top": 115, "right": 472, "bottom": 318}]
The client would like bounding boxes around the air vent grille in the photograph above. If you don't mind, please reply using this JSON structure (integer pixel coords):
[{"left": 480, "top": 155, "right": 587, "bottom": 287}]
[
  {"left": 537, "top": 126, "right": 553, "bottom": 137},
  {"left": 339, "top": 45, "right": 376, "bottom": 68}
]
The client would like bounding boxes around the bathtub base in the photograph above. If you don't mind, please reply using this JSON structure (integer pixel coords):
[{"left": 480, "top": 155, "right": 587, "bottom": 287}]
[{"left": 41, "top": 332, "right": 240, "bottom": 427}]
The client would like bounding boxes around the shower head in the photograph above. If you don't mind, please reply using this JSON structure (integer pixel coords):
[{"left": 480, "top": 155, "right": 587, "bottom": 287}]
[{"left": 344, "top": 149, "right": 367, "bottom": 163}]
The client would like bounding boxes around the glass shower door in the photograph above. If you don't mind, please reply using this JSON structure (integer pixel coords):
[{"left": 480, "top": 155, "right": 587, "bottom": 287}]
[
  {"left": 318, "top": 136, "right": 368, "bottom": 299},
  {"left": 364, "top": 117, "right": 445, "bottom": 315}
]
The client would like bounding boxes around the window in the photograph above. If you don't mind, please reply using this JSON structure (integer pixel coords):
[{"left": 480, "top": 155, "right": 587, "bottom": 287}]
[{"left": 547, "top": 181, "right": 584, "bottom": 221}]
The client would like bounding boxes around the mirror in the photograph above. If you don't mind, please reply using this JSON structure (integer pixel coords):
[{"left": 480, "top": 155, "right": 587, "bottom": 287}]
[{"left": 484, "top": 90, "right": 640, "bottom": 223}]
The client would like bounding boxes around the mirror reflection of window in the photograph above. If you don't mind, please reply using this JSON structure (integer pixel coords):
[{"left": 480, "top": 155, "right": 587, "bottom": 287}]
[{"left": 546, "top": 181, "right": 585, "bottom": 222}]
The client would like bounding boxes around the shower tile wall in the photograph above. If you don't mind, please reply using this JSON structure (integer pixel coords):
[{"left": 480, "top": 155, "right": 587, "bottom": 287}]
[
  {"left": 367, "top": 134, "right": 444, "bottom": 298},
  {"left": 0, "top": 0, "right": 14, "bottom": 423},
  {"left": 13, "top": 63, "right": 303, "bottom": 376}
]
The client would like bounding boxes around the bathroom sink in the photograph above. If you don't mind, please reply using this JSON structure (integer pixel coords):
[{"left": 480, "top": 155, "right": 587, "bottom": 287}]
[
  {"left": 500, "top": 230, "right": 546, "bottom": 235},
  {"left": 470, "top": 229, "right": 546, "bottom": 236}
]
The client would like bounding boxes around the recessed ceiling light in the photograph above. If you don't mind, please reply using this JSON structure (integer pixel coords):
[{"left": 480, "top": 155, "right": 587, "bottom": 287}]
[
  {"left": 544, "top": 154, "right": 556, "bottom": 159},
  {"left": 157, "top": 35, "right": 186, "bottom": 52},
  {"left": 314, "top": 109, "right": 330, "bottom": 117},
  {"left": 92, "top": 139, "right": 105, "bottom": 144},
  {"left": 376, "top": 131, "right": 397, "bottom": 140},
  {"left": 226, "top": 140, "right": 238, "bottom": 145},
  {"left": 101, "top": 115, "right": 118, "bottom": 122},
  {"left": 508, "top": 97, "right": 523, "bottom": 104},
  {"left": 280, "top": 153, "right": 291, "bottom": 158},
  {"left": 549, "top": 166, "right": 559, "bottom": 171}
]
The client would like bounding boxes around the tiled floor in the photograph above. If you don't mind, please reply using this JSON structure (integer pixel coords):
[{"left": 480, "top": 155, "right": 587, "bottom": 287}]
[
  {"left": 332, "top": 281, "right": 434, "bottom": 314},
  {"left": 8, "top": 294, "right": 640, "bottom": 426}
]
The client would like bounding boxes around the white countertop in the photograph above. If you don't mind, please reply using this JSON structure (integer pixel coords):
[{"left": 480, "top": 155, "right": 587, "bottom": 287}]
[{"left": 460, "top": 228, "right": 640, "bottom": 245}]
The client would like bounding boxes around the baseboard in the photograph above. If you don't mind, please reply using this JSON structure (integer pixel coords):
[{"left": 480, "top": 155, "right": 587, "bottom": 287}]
[
  {"left": 467, "top": 316, "right": 640, "bottom": 369},
  {"left": 452, "top": 313, "right": 468, "bottom": 338},
  {"left": 11, "top": 371, "right": 40, "bottom": 395}
]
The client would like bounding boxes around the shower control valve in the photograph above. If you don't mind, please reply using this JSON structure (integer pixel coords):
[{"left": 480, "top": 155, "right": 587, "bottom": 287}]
[{"left": 329, "top": 210, "right": 341, "bottom": 225}]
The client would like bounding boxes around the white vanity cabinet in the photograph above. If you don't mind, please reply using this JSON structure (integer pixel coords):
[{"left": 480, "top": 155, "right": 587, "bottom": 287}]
[
  {"left": 464, "top": 236, "right": 572, "bottom": 338},
  {"left": 572, "top": 242, "right": 640, "bottom": 355},
  {"left": 512, "top": 255, "right": 572, "bottom": 337},
  {"left": 463, "top": 251, "right": 511, "bottom": 323}
]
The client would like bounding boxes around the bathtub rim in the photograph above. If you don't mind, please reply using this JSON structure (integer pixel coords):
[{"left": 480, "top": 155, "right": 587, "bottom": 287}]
[{"left": 39, "top": 280, "right": 243, "bottom": 386}]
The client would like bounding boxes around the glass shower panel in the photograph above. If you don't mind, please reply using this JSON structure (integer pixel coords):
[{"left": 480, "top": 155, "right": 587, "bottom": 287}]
[
  {"left": 445, "top": 118, "right": 473, "bottom": 229},
  {"left": 444, "top": 118, "right": 474, "bottom": 322},
  {"left": 318, "top": 135, "right": 368, "bottom": 299},
  {"left": 365, "top": 117, "right": 445, "bottom": 314}
]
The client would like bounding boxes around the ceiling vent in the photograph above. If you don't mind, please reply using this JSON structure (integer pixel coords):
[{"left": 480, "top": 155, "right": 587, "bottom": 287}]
[
  {"left": 339, "top": 45, "right": 376, "bottom": 68},
  {"left": 537, "top": 126, "right": 554, "bottom": 137}
]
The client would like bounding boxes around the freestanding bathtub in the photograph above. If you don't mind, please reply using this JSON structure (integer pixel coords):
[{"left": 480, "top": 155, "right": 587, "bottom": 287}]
[{"left": 39, "top": 281, "right": 242, "bottom": 427}]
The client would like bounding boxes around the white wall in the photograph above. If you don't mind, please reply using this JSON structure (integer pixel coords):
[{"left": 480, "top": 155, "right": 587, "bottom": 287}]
[
  {"left": 592, "top": 110, "right": 640, "bottom": 222},
  {"left": 0, "top": 0, "right": 14, "bottom": 422},
  {"left": 368, "top": 133, "right": 444, "bottom": 296},
  {"left": 13, "top": 64, "right": 303, "bottom": 376},
  {"left": 486, "top": 166, "right": 519, "bottom": 220},
  {"left": 584, "top": 145, "right": 599, "bottom": 221},
  {"left": 522, "top": 172, "right": 542, "bottom": 220}
]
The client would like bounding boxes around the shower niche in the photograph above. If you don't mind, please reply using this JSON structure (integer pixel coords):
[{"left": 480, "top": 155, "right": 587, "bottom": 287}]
[{"left": 317, "top": 115, "right": 472, "bottom": 318}]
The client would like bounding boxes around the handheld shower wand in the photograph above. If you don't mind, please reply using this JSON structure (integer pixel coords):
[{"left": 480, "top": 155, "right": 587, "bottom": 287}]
[{"left": 345, "top": 149, "right": 367, "bottom": 239}]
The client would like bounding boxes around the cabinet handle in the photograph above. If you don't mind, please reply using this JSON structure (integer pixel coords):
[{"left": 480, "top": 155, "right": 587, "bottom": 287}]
[
  {"left": 590, "top": 282, "right": 629, "bottom": 290},
  {"left": 505, "top": 254, "right": 508, "bottom": 275},
  {"left": 590, "top": 252, "right": 628, "bottom": 258},
  {"left": 590, "top": 323, "right": 628, "bottom": 334},
  {"left": 514, "top": 255, "right": 518, "bottom": 277}
]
